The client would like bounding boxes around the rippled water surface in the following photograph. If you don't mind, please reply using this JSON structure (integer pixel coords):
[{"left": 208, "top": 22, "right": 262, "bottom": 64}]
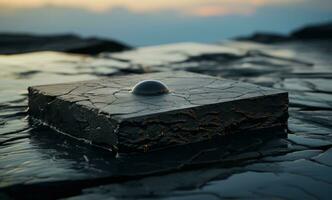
[{"left": 1, "top": 41, "right": 332, "bottom": 199}]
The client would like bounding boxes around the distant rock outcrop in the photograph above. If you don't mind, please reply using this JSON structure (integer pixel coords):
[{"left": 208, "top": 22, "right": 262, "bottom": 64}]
[
  {"left": 291, "top": 22, "right": 332, "bottom": 39},
  {"left": 0, "top": 33, "right": 131, "bottom": 55},
  {"left": 236, "top": 22, "right": 332, "bottom": 43}
]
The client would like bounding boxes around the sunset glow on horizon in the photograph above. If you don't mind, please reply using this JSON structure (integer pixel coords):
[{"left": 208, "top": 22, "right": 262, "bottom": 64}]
[
  {"left": 1, "top": 0, "right": 331, "bottom": 45},
  {"left": 0, "top": 0, "right": 306, "bottom": 16}
]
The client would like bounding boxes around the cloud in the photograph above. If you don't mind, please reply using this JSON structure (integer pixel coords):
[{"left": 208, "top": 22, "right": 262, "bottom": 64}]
[
  {"left": 187, "top": 5, "right": 254, "bottom": 17},
  {"left": 0, "top": 0, "right": 327, "bottom": 16}
]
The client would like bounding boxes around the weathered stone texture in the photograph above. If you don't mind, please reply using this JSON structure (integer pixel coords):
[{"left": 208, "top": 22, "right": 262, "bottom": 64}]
[{"left": 28, "top": 71, "right": 288, "bottom": 153}]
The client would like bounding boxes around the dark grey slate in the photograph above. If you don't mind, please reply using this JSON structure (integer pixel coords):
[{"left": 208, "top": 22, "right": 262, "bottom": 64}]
[
  {"left": 2, "top": 25, "right": 332, "bottom": 199},
  {"left": 28, "top": 71, "right": 288, "bottom": 153}
]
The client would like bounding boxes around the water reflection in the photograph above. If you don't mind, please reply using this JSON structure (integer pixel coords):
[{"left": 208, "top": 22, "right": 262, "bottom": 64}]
[{"left": 0, "top": 119, "right": 288, "bottom": 198}]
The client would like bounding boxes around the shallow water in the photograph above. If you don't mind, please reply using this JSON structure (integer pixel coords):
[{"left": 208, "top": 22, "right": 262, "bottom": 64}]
[{"left": 1, "top": 41, "right": 332, "bottom": 199}]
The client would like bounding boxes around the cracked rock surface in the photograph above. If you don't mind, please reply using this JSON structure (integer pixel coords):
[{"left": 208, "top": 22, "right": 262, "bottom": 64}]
[
  {"left": 28, "top": 72, "right": 288, "bottom": 153},
  {"left": 0, "top": 38, "right": 332, "bottom": 199}
]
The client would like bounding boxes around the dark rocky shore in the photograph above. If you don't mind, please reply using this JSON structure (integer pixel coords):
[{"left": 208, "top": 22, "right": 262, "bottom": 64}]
[
  {"left": 1, "top": 22, "right": 332, "bottom": 199},
  {"left": 236, "top": 21, "right": 332, "bottom": 43},
  {"left": 0, "top": 33, "right": 131, "bottom": 55}
]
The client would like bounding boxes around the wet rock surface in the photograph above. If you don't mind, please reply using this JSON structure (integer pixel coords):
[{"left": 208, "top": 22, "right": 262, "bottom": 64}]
[
  {"left": 1, "top": 34, "right": 332, "bottom": 199},
  {"left": 0, "top": 33, "right": 131, "bottom": 55},
  {"left": 28, "top": 72, "right": 288, "bottom": 153}
]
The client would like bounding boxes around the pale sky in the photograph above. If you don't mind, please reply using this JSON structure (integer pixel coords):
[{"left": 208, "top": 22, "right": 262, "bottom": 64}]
[
  {"left": 0, "top": 0, "right": 331, "bottom": 45},
  {"left": 0, "top": 0, "right": 310, "bottom": 16}
]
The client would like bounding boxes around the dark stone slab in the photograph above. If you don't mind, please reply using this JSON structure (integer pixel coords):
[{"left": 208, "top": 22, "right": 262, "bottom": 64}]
[
  {"left": 28, "top": 71, "right": 288, "bottom": 153},
  {"left": 0, "top": 33, "right": 131, "bottom": 55}
]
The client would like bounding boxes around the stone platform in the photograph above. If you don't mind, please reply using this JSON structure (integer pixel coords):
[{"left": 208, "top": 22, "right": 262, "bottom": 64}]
[
  {"left": 2, "top": 31, "right": 332, "bottom": 199},
  {"left": 28, "top": 71, "right": 288, "bottom": 153}
]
